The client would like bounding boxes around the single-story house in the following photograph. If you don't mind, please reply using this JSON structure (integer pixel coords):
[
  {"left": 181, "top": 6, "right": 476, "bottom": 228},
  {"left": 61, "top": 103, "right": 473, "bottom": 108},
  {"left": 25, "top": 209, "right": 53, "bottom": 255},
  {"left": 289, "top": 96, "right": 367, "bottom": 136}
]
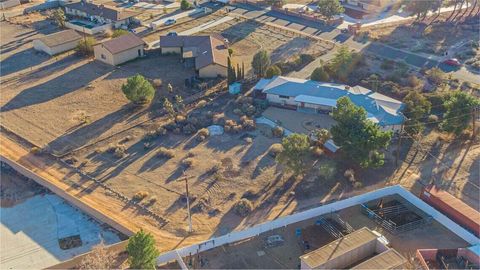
[
  {"left": 32, "top": 29, "right": 82, "bottom": 56},
  {"left": 159, "top": 35, "right": 228, "bottom": 78},
  {"left": 93, "top": 33, "right": 145, "bottom": 66},
  {"left": 340, "top": 0, "right": 399, "bottom": 15},
  {"left": 65, "top": 1, "right": 139, "bottom": 29},
  {"left": 254, "top": 76, "right": 405, "bottom": 132}
]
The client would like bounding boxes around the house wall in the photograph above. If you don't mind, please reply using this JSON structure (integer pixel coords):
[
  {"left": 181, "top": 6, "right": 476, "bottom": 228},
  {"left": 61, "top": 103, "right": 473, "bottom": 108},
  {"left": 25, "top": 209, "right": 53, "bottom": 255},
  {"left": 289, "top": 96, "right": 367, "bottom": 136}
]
[
  {"left": 198, "top": 63, "right": 227, "bottom": 78},
  {"left": 161, "top": 47, "right": 181, "bottom": 54},
  {"left": 65, "top": 7, "right": 129, "bottom": 28},
  {"left": 65, "top": 21, "right": 111, "bottom": 35},
  {"left": 266, "top": 93, "right": 296, "bottom": 106},
  {"left": 94, "top": 44, "right": 144, "bottom": 66},
  {"left": 0, "top": 0, "right": 20, "bottom": 10},
  {"left": 33, "top": 39, "right": 80, "bottom": 56}
]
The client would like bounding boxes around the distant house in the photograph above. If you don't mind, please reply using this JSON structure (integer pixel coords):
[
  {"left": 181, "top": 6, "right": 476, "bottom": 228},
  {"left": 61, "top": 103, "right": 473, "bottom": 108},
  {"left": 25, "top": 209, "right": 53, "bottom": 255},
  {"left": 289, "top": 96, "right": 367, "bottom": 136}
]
[
  {"left": 65, "top": 1, "right": 139, "bottom": 29},
  {"left": 159, "top": 35, "right": 228, "bottom": 78},
  {"left": 254, "top": 76, "right": 405, "bottom": 132},
  {"left": 93, "top": 33, "right": 145, "bottom": 66},
  {"left": 340, "top": 0, "right": 399, "bottom": 15},
  {"left": 33, "top": 30, "right": 82, "bottom": 56}
]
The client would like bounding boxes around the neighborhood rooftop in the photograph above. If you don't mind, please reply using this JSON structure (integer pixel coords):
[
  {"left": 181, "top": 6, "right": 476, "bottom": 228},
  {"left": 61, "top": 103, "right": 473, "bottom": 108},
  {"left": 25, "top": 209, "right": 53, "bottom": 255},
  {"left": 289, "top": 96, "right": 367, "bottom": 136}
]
[
  {"left": 159, "top": 35, "right": 228, "bottom": 69},
  {"left": 255, "top": 76, "right": 405, "bottom": 127},
  {"left": 98, "top": 33, "right": 145, "bottom": 54},
  {"left": 65, "top": 1, "right": 140, "bottom": 21},
  {"left": 36, "top": 30, "right": 82, "bottom": 48},
  {"left": 351, "top": 249, "right": 406, "bottom": 269}
]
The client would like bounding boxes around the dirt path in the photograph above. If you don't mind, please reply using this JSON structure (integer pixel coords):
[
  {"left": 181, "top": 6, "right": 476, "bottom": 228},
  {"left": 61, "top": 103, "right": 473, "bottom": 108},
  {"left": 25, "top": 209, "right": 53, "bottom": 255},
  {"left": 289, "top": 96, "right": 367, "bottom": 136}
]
[{"left": 0, "top": 132, "right": 210, "bottom": 252}]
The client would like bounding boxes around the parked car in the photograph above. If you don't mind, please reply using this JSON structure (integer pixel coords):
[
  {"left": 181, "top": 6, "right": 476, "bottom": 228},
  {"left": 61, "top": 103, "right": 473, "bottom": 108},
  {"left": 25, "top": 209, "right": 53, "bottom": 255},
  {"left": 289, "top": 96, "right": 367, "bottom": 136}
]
[
  {"left": 167, "top": 31, "right": 178, "bottom": 36},
  {"left": 443, "top": 58, "right": 461, "bottom": 66},
  {"left": 264, "top": 235, "right": 284, "bottom": 248},
  {"left": 340, "top": 28, "right": 348, "bottom": 34},
  {"left": 165, "top": 18, "right": 176, "bottom": 26}
]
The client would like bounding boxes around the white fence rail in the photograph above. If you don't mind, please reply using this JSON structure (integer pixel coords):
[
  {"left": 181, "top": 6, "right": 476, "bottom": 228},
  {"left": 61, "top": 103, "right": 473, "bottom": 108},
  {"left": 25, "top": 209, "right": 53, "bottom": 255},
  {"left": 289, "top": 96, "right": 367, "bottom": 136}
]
[{"left": 157, "top": 185, "right": 479, "bottom": 265}]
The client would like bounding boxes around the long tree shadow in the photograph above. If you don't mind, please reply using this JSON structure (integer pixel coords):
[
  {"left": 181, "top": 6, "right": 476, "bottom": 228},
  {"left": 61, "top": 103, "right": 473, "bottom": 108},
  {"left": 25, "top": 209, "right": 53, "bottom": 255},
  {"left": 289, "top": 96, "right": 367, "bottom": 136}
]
[
  {"left": 0, "top": 48, "right": 50, "bottom": 76},
  {"left": 1, "top": 61, "right": 113, "bottom": 112}
]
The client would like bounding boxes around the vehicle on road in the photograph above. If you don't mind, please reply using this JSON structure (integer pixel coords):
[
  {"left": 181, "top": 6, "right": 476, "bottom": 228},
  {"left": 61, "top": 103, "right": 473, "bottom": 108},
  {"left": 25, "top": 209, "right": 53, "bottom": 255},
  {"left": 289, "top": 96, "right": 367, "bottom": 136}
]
[
  {"left": 264, "top": 235, "right": 284, "bottom": 248},
  {"left": 167, "top": 31, "right": 178, "bottom": 36},
  {"left": 443, "top": 58, "right": 461, "bottom": 66},
  {"left": 165, "top": 18, "right": 177, "bottom": 26}
]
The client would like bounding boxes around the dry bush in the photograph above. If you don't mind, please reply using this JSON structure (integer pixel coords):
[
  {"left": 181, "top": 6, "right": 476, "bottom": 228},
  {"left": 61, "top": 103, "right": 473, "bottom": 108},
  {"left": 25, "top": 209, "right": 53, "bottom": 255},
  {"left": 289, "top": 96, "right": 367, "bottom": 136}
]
[
  {"left": 233, "top": 198, "right": 253, "bottom": 217},
  {"left": 272, "top": 126, "right": 284, "bottom": 137},
  {"left": 133, "top": 191, "right": 149, "bottom": 201},
  {"left": 233, "top": 108, "right": 243, "bottom": 115},
  {"left": 244, "top": 137, "right": 253, "bottom": 144},
  {"left": 312, "top": 146, "right": 324, "bottom": 157},
  {"left": 30, "top": 146, "right": 42, "bottom": 154},
  {"left": 157, "top": 147, "right": 175, "bottom": 159},
  {"left": 78, "top": 242, "right": 115, "bottom": 270},
  {"left": 269, "top": 143, "right": 283, "bottom": 157},
  {"left": 113, "top": 145, "right": 126, "bottom": 158},
  {"left": 182, "top": 158, "right": 195, "bottom": 168},
  {"left": 197, "top": 100, "right": 207, "bottom": 108},
  {"left": 198, "top": 128, "right": 210, "bottom": 137},
  {"left": 152, "top": 79, "right": 162, "bottom": 88},
  {"left": 344, "top": 169, "right": 355, "bottom": 183},
  {"left": 353, "top": 181, "right": 363, "bottom": 189},
  {"left": 186, "top": 151, "right": 195, "bottom": 158},
  {"left": 212, "top": 113, "right": 225, "bottom": 125},
  {"left": 175, "top": 115, "right": 187, "bottom": 124},
  {"left": 148, "top": 196, "right": 157, "bottom": 204}
]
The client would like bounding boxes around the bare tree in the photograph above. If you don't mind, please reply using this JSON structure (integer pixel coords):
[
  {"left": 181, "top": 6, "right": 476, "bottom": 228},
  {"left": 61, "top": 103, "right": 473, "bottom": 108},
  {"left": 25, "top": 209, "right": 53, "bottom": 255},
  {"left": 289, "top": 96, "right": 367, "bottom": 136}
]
[{"left": 78, "top": 241, "right": 115, "bottom": 270}]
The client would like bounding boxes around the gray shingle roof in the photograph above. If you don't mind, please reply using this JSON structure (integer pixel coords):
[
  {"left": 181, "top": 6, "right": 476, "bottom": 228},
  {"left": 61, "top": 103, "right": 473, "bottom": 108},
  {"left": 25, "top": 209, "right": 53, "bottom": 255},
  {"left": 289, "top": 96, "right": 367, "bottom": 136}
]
[
  {"left": 99, "top": 33, "right": 145, "bottom": 54},
  {"left": 36, "top": 30, "right": 82, "bottom": 47}
]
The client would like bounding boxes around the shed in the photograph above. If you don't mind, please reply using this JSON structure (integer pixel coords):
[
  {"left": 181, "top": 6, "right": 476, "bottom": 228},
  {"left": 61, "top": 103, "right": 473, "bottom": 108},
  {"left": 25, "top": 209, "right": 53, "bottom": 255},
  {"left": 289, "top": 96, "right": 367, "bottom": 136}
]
[
  {"left": 93, "top": 33, "right": 145, "bottom": 66},
  {"left": 33, "top": 30, "right": 82, "bottom": 56},
  {"left": 420, "top": 185, "right": 480, "bottom": 237},
  {"left": 229, "top": 82, "right": 241, "bottom": 95}
]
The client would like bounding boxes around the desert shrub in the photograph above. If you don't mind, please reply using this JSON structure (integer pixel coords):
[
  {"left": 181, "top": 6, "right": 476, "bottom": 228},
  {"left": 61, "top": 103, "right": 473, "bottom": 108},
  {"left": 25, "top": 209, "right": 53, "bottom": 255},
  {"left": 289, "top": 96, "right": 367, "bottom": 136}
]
[
  {"left": 344, "top": 169, "right": 355, "bottom": 183},
  {"left": 428, "top": 114, "right": 439, "bottom": 122},
  {"left": 156, "top": 126, "right": 167, "bottom": 136},
  {"left": 212, "top": 113, "right": 225, "bottom": 125},
  {"left": 175, "top": 115, "right": 187, "bottom": 124},
  {"left": 233, "top": 198, "right": 253, "bottom": 217},
  {"left": 426, "top": 68, "right": 445, "bottom": 86},
  {"left": 407, "top": 75, "right": 423, "bottom": 88},
  {"left": 197, "top": 100, "right": 207, "bottom": 108},
  {"left": 133, "top": 191, "right": 149, "bottom": 201},
  {"left": 114, "top": 146, "right": 126, "bottom": 158},
  {"left": 244, "top": 137, "right": 253, "bottom": 144},
  {"left": 148, "top": 196, "right": 157, "bottom": 204},
  {"left": 269, "top": 143, "right": 283, "bottom": 157},
  {"left": 242, "top": 119, "right": 256, "bottom": 131},
  {"left": 182, "top": 158, "right": 194, "bottom": 168},
  {"left": 30, "top": 146, "right": 42, "bottom": 154},
  {"left": 152, "top": 79, "right": 162, "bottom": 88},
  {"left": 318, "top": 160, "right": 337, "bottom": 181},
  {"left": 157, "top": 147, "right": 175, "bottom": 159},
  {"left": 182, "top": 123, "right": 197, "bottom": 135},
  {"left": 198, "top": 128, "right": 210, "bottom": 137},
  {"left": 353, "top": 181, "right": 363, "bottom": 189},
  {"left": 233, "top": 108, "right": 243, "bottom": 115},
  {"left": 312, "top": 146, "right": 323, "bottom": 157},
  {"left": 272, "top": 126, "right": 284, "bottom": 137}
]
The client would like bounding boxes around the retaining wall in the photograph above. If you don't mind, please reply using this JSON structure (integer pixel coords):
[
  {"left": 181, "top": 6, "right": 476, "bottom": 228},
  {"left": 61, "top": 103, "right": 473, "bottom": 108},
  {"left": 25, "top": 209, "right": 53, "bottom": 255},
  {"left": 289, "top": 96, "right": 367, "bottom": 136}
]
[
  {"left": 0, "top": 155, "right": 134, "bottom": 237},
  {"left": 157, "top": 185, "right": 479, "bottom": 265}
]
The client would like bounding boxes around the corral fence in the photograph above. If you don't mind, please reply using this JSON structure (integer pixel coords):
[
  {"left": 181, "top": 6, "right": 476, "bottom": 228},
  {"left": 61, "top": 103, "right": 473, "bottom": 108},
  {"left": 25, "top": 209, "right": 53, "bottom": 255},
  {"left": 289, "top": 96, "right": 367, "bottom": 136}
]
[{"left": 156, "top": 185, "right": 480, "bottom": 266}]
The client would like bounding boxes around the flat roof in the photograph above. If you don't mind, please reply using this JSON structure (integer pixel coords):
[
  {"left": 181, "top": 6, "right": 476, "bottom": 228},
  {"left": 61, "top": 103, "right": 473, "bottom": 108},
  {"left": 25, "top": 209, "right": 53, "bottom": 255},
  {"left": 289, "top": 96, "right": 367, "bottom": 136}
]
[
  {"left": 300, "top": 227, "right": 378, "bottom": 268},
  {"left": 294, "top": 94, "right": 337, "bottom": 107},
  {"left": 352, "top": 249, "right": 406, "bottom": 269}
]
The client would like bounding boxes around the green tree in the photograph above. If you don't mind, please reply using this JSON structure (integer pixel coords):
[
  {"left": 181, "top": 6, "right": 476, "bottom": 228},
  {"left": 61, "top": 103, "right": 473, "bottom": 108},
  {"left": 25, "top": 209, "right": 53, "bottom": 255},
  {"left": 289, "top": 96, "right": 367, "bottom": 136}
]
[
  {"left": 163, "top": 98, "right": 175, "bottom": 118},
  {"left": 227, "top": 57, "right": 237, "bottom": 84},
  {"left": 48, "top": 8, "right": 66, "bottom": 28},
  {"left": 425, "top": 67, "right": 445, "bottom": 86},
  {"left": 317, "top": 0, "right": 345, "bottom": 20},
  {"left": 265, "top": 65, "right": 282, "bottom": 78},
  {"left": 121, "top": 74, "right": 155, "bottom": 105},
  {"left": 126, "top": 230, "right": 159, "bottom": 270},
  {"left": 180, "top": 0, "right": 192, "bottom": 10},
  {"left": 111, "top": 29, "right": 129, "bottom": 38},
  {"left": 310, "top": 66, "right": 330, "bottom": 82},
  {"left": 403, "top": 91, "right": 432, "bottom": 135},
  {"left": 440, "top": 91, "right": 479, "bottom": 135},
  {"left": 251, "top": 50, "right": 271, "bottom": 78},
  {"left": 406, "top": 0, "right": 437, "bottom": 20},
  {"left": 76, "top": 36, "right": 96, "bottom": 56},
  {"left": 331, "top": 97, "right": 393, "bottom": 168},
  {"left": 276, "top": 133, "right": 311, "bottom": 175},
  {"left": 328, "top": 46, "right": 361, "bottom": 82}
]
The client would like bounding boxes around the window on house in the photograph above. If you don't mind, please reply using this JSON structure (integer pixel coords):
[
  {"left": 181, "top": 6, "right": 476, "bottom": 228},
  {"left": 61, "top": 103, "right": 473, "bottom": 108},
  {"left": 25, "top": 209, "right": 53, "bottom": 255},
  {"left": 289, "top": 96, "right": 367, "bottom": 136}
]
[
  {"left": 279, "top": 95, "right": 289, "bottom": 99},
  {"left": 101, "top": 54, "right": 106, "bottom": 60}
]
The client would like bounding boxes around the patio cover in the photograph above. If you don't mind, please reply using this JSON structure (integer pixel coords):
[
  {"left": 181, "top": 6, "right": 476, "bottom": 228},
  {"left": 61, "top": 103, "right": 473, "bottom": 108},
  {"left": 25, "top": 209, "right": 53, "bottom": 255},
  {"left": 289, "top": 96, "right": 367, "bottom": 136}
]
[{"left": 294, "top": 95, "right": 337, "bottom": 107}]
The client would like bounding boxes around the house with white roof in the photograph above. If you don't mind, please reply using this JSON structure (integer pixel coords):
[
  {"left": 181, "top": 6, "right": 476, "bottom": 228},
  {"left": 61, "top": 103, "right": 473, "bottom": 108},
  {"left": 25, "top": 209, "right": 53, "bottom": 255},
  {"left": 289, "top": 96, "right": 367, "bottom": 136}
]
[{"left": 254, "top": 76, "right": 405, "bottom": 132}]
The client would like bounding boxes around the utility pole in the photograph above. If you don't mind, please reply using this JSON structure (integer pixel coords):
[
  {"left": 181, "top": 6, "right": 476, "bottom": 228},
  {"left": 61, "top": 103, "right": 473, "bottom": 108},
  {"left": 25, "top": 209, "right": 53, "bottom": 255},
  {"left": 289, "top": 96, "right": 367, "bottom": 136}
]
[{"left": 178, "top": 172, "right": 195, "bottom": 233}]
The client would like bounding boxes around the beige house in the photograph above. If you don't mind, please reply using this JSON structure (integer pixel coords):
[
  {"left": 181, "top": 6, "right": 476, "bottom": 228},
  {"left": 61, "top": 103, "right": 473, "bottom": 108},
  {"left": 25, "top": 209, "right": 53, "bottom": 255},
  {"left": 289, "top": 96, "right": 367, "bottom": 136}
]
[
  {"left": 159, "top": 35, "right": 228, "bottom": 78},
  {"left": 340, "top": 0, "right": 399, "bottom": 13},
  {"left": 94, "top": 33, "right": 145, "bottom": 66},
  {"left": 33, "top": 30, "right": 82, "bottom": 56},
  {"left": 65, "top": 1, "right": 139, "bottom": 29}
]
